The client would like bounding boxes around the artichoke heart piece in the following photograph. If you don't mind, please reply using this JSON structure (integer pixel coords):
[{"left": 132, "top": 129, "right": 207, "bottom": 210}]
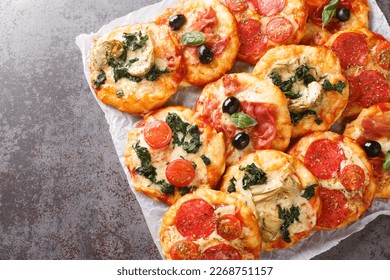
[
  {"left": 92, "top": 40, "right": 125, "bottom": 70},
  {"left": 259, "top": 213, "right": 284, "bottom": 243},
  {"left": 126, "top": 31, "right": 155, "bottom": 77}
]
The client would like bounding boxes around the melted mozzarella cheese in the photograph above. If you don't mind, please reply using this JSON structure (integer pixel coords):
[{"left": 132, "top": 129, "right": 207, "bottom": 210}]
[{"left": 289, "top": 81, "right": 323, "bottom": 112}]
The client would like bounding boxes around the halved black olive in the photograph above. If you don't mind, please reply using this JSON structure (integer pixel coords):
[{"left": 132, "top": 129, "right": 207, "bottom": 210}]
[
  {"left": 232, "top": 132, "right": 250, "bottom": 150},
  {"left": 336, "top": 8, "right": 350, "bottom": 22},
  {"left": 222, "top": 97, "right": 240, "bottom": 115},
  {"left": 198, "top": 45, "right": 214, "bottom": 64},
  {"left": 363, "top": 140, "right": 382, "bottom": 157},
  {"left": 169, "top": 14, "right": 186, "bottom": 31}
]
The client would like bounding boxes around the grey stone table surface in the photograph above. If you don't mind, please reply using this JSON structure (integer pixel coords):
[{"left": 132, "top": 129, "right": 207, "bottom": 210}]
[{"left": 0, "top": 0, "right": 389, "bottom": 260}]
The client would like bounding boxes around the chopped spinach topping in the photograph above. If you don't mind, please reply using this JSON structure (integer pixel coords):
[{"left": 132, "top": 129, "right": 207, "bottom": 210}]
[
  {"left": 116, "top": 90, "right": 124, "bottom": 98},
  {"left": 301, "top": 184, "right": 318, "bottom": 200},
  {"left": 290, "top": 110, "right": 322, "bottom": 126},
  {"left": 239, "top": 163, "right": 267, "bottom": 190},
  {"left": 201, "top": 155, "right": 211, "bottom": 166},
  {"left": 93, "top": 70, "right": 107, "bottom": 89},
  {"left": 227, "top": 177, "right": 237, "bottom": 193},
  {"left": 179, "top": 187, "right": 191, "bottom": 196},
  {"left": 157, "top": 179, "right": 175, "bottom": 195},
  {"left": 269, "top": 71, "right": 295, "bottom": 93},
  {"left": 322, "top": 79, "right": 346, "bottom": 94},
  {"left": 123, "top": 31, "right": 149, "bottom": 51},
  {"left": 295, "top": 64, "right": 316, "bottom": 86},
  {"left": 145, "top": 65, "right": 171, "bottom": 81},
  {"left": 278, "top": 205, "right": 300, "bottom": 243},
  {"left": 284, "top": 91, "right": 302, "bottom": 100},
  {"left": 132, "top": 141, "right": 157, "bottom": 182}
]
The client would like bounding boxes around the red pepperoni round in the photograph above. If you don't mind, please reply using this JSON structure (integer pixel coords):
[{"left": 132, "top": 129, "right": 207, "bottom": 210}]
[
  {"left": 238, "top": 19, "right": 268, "bottom": 57},
  {"left": 165, "top": 159, "right": 196, "bottom": 187},
  {"left": 331, "top": 32, "right": 369, "bottom": 68},
  {"left": 350, "top": 70, "right": 390, "bottom": 108},
  {"left": 250, "top": 0, "right": 286, "bottom": 17},
  {"left": 265, "top": 17, "right": 293, "bottom": 43},
  {"left": 225, "top": 0, "right": 248, "bottom": 12},
  {"left": 317, "top": 188, "right": 349, "bottom": 228},
  {"left": 216, "top": 214, "right": 243, "bottom": 241},
  {"left": 170, "top": 240, "right": 199, "bottom": 260},
  {"left": 340, "top": 164, "right": 365, "bottom": 191},
  {"left": 175, "top": 199, "right": 216, "bottom": 240},
  {"left": 375, "top": 41, "right": 390, "bottom": 70},
  {"left": 304, "top": 139, "right": 346, "bottom": 180},
  {"left": 200, "top": 243, "right": 242, "bottom": 260},
  {"left": 144, "top": 120, "right": 172, "bottom": 149}
]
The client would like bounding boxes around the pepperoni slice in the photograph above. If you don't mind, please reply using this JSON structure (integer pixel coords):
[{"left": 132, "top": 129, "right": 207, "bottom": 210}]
[
  {"left": 166, "top": 159, "right": 196, "bottom": 187},
  {"left": 238, "top": 19, "right": 268, "bottom": 57},
  {"left": 216, "top": 214, "right": 243, "bottom": 241},
  {"left": 250, "top": 0, "right": 286, "bottom": 17},
  {"left": 170, "top": 240, "right": 199, "bottom": 260},
  {"left": 200, "top": 244, "right": 242, "bottom": 260},
  {"left": 144, "top": 120, "right": 172, "bottom": 149},
  {"left": 265, "top": 17, "right": 293, "bottom": 43},
  {"left": 225, "top": 0, "right": 248, "bottom": 12},
  {"left": 340, "top": 164, "right": 365, "bottom": 191},
  {"left": 317, "top": 188, "right": 349, "bottom": 228},
  {"left": 304, "top": 139, "right": 346, "bottom": 180},
  {"left": 350, "top": 70, "right": 390, "bottom": 108},
  {"left": 375, "top": 41, "right": 390, "bottom": 70},
  {"left": 331, "top": 32, "right": 369, "bottom": 68},
  {"left": 175, "top": 199, "right": 216, "bottom": 240}
]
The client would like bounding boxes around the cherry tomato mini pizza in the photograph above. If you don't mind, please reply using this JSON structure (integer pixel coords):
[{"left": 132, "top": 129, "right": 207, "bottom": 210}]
[
  {"left": 194, "top": 73, "right": 292, "bottom": 166},
  {"left": 219, "top": 150, "right": 321, "bottom": 251},
  {"left": 160, "top": 189, "right": 262, "bottom": 260},
  {"left": 219, "top": 0, "right": 307, "bottom": 64},
  {"left": 253, "top": 45, "right": 349, "bottom": 138},
  {"left": 325, "top": 28, "right": 390, "bottom": 118},
  {"left": 301, "top": 0, "right": 370, "bottom": 46},
  {"left": 124, "top": 106, "right": 226, "bottom": 205},
  {"left": 155, "top": 0, "right": 240, "bottom": 86},
  {"left": 344, "top": 103, "right": 390, "bottom": 198},
  {"left": 289, "top": 131, "right": 376, "bottom": 230},
  {"left": 89, "top": 22, "right": 184, "bottom": 114}
]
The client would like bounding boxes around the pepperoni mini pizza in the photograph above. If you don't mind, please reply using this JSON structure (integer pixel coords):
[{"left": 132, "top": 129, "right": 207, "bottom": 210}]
[
  {"left": 155, "top": 0, "right": 240, "bottom": 86},
  {"left": 89, "top": 22, "right": 184, "bottom": 114},
  {"left": 325, "top": 28, "right": 390, "bottom": 118},
  {"left": 124, "top": 106, "right": 226, "bottom": 205},
  {"left": 344, "top": 103, "right": 390, "bottom": 198},
  {"left": 289, "top": 131, "right": 377, "bottom": 230},
  {"left": 219, "top": 0, "right": 307, "bottom": 64},
  {"left": 160, "top": 189, "right": 262, "bottom": 260},
  {"left": 301, "top": 0, "right": 370, "bottom": 46},
  {"left": 219, "top": 150, "right": 321, "bottom": 251},
  {"left": 253, "top": 45, "right": 349, "bottom": 138},
  {"left": 194, "top": 72, "right": 292, "bottom": 166}
]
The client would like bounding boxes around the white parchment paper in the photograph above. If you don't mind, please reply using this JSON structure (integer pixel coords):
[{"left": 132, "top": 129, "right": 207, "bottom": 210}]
[{"left": 76, "top": 0, "right": 390, "bottom": 259}]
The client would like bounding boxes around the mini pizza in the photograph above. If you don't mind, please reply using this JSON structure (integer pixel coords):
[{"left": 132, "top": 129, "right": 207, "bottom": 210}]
[
  {"left": 160, "top": 189, "right": 262, "bottom": 260},
  {"left": 219, "top": 0, "right": 307, "bottom": 64},
  {"left": 220, "top": 150, "right": 321, "bottom": 251},
  {"left": 301, "top": 0, "right": 370, "bottom": 46},
  {"left": 155, "top": 0, "right": 240, "bottom": 86},
  {"left": 124, "top": 106, "right": 226, "bottom": 205},
  {"left": 325, "top": 28, "right": 390, "bottom": 118},
  {"left": 253, "top": 45, "right": 349, "bottom": 138},
  {"left": 194, "top": 73, "right": 292, "bottom": 166},
  {"left": 344, "top": 103, "right": 390, "bottom": 198},
  {"left": 289, "top": 131, "right": 377, "bottom": 230},
  {"left": 89, "top": 22, "right": 184, "bottom": 114}
]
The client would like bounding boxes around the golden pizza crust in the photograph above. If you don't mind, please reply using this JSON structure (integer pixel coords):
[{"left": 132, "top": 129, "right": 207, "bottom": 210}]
[
  {"left": 220, "top": 150, "right": 321, "bottom": 251},
  {"left": 89, "top": 22, "right": 184, "bottom": 115},
  {"left": 344, "top": 103, "right": 390, "bottom": 198},
  {"left": 253, "top": 45, "right": 349, "bottom": 138},
  {"left": 124, "top": 106, "right": 226, "bottom": 205},
  {"left": 194, "top": 72, "right": 292, "bottom": 166},
  {"left": 156, "top": 0, "right": 240, "bottom": 86},
  {"left": 160, "top": 189, "right": 262, "bottom": 260}
]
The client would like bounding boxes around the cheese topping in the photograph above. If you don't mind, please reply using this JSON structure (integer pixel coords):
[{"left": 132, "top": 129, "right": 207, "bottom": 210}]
[{"left": 126, "top": 30, "right": 155, "bottom": 77}]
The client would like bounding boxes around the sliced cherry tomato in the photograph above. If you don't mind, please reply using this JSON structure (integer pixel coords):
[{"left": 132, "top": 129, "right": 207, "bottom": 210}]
[
  {"left": 170, "top": 240, "right": 199, "bottom": 260},
  {"left": 225, "top": 0, "right": 248, "bottom": 12},
  {"left": 200, "top": 243, "right": 242, "bottom": 260},
  {"left": 216, "top": 214, "right": 242, "bottom": 241},
  {"left": 143, "top": 120, "right": 172, "bottom": 149},
  {"left": 340, "top": 164, "right": 365, "bottom": 191},
  {"left": 166, "top": 159, "right": 196, "bottom": 187}
]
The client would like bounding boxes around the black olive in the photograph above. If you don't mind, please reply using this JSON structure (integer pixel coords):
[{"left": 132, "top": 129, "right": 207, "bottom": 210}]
[
  {"left": 363, "top": 140, "right": 382, "bottom": 157},
  {"left": 232, "top": 132, "right": 250, "bottom": 150},
  {"left": 336, "top": 8, "right": 350, "bottom": 22},
  {"left": 222, "top": 97, "right": 240, "bottom": 115},
  {"left": 169, "top": 14, "right": 186, "bottom": 31},
  {"left": 198, "top": 45, "right": 214, "bottom": 64}
]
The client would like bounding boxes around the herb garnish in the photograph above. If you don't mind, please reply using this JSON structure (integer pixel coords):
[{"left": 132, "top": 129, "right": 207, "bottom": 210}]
[
  {"left": 116, "top": 90, "right": 124, "bottom": 98},
  {"left": 201, "top": 155, "right": 211, "bottom": 166},
  {"left": 240, "top": 163, "right": 267, "bottom": 190},
  {"left": 269, "top": 71, "right": 295, "bottom": 93},
  {"left": 231, "top": 112, "right": 258, "bottom": 128},
  {"left": 227, "top": 177, "right": 237, "bottom": 193},
  {"left": 123, "top": 31, "right": 149, "bottom": 51},
  {"left": 133, "top": 141, "right": 157, "bottom": 182},
  {"left": 290, "top": 110, "right": 318, "bottom": 126},
  {"left": 157, "top": 179, "right": 175, "bottom": 195},
  {"left": 145, "top": 65, "right": 171, "bottom": 81},
  {"left": 180, "top": 31, "right": 206, "bottom": 46},
  {"left": 301, "top": 184, "right": 318, "bottom": 200},
  {"left": 322, "top": 0, "right": 339, "bottom": 27},
  {"left": 295, "top": 64, "right": 316, "bottom": 86},
  {"left": 278, "top": 205, "right": 300, "bottom": 243},
  {"left": 322, "top": 79, "right": 346, "bottom": 94},
  {"left": 93, "top": 70, "right": 107, "bottom": 89},
  {"left": 383, "top": 151, "right": 390, "bottom": 171}
]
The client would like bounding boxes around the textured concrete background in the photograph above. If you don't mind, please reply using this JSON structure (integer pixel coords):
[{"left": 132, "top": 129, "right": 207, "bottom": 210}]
[{"left": 0, "top": 0, "right": 389, "bottom": 260}]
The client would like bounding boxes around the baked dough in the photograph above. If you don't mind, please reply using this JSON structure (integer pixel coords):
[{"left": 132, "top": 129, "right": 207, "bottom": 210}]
[{"left": 89, "top": 22, "right": 184, "bottom": 114}]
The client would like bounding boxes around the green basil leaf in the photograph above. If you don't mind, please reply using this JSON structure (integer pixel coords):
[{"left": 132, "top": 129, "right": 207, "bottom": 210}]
[
  {"left": 383, "top": 151, "right": 390, "bottom": 171},
  {"left": 322, "top": 0, "right": 339, "bottom": 27},
  {"left": 180, "top": 31, "right": 205, "bottom": 46},
  {"left": 231, "top": 112, "right": 258, "bottom": 128}
]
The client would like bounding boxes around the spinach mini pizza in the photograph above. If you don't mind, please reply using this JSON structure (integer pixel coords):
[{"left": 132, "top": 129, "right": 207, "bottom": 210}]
[
  {"left": 89, "top": 22, "right": 184, "bottom": 114},
  {"left": 289, "top": 131, "right": 377, "bottom": 230},
  {"left": 194, "top": 73, "right": 292, "bottom": 166},
  {"left": 156, "top": 0, "right": 240, "bottom": 86},
  {"left": 160, "top": 189, "right": 262, "bottom": 260},
  {"left": 253, "top": 45, "right": 349, "bottom": 138},
  {"left": 124, "top": 106, "right": 226, "bottom": 205},
  {"left": 344, "top": 103, "right": 390, "bottom": 198}
]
